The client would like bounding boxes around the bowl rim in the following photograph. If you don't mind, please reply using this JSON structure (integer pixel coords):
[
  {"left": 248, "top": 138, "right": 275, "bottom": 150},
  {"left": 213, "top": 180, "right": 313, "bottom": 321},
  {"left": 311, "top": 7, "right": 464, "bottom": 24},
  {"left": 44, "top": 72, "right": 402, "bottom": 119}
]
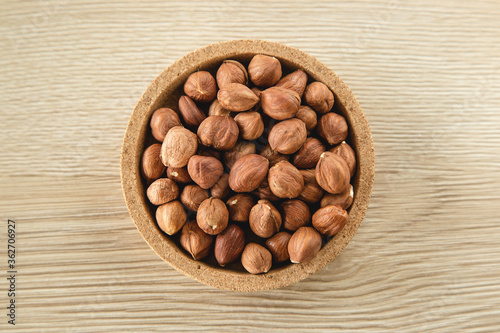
[{"left": 121, "top": 39, "right": 375, "bottom": 292}]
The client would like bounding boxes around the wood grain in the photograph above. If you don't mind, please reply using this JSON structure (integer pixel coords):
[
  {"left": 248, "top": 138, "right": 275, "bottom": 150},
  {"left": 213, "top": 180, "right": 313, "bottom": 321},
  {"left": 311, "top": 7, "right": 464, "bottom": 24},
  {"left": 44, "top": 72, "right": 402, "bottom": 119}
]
[{"left": 1, "top": 0, "right": 500, "bottom": 331}]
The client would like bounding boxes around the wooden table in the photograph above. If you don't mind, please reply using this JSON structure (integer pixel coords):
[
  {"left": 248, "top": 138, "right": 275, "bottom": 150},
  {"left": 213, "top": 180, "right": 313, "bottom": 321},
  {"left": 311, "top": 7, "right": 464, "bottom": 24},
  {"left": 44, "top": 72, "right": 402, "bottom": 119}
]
[{"left": 2, "top": 1, "right": 500, "bottom": 331}]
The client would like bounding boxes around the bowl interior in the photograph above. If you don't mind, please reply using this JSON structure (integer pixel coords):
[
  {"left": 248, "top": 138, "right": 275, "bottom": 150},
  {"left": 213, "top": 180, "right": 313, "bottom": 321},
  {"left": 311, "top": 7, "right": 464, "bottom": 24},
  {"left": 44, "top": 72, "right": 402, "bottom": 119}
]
[{"left": 121, "top": 40, "right": 374, "bottom": 291}]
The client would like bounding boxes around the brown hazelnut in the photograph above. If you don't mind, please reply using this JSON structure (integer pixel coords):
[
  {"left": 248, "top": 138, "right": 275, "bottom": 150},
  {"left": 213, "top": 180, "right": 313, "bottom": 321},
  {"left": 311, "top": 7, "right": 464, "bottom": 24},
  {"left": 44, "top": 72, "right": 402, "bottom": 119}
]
[
  {"left": 259, "top": 144, "right": 288, "bottom": 167},
  {"left": 141, "top": 143, "right": 166, "bottom": 184},
  {"left": 251, "top": 87, "right": 262, "bottom": 98},
  {"left": 228, "top": 154, "right": 269, "bottom": 192},
  {"left": 317, "top": 112, "right": 348, "bottom": 145},
  {"left": 156, "top": 200, "right": 187, "bottom": 235},
  {"left": 160, "top": 126, "right": 198, "bottom": 168},
  {"left": 226, "top": 194, "right": 255, "bottom": 222},
  {"left": 217, "top": 83, "right": 260, "bottom": 112},
  {"left": 315, "top": 152, "right": 350, "bottom": 194},
  {"left": 150, "top": 108, "right": 182, "bottom": 142},
  {"left": 184, "top": 71, "right": 217, "bottom": 103},
  {"left": 330, "top": 142, "right": 356, "bottom": 177},
  {"left": 265, "top": 231, "right": 292, "bottom": 262},
  {"left": 252, "top": 178, "right": 280, "bottom": 202},
  {"left": 211, "top": 173, "right": 230, "bottom": 200},
  {"left": 197, "top": 146, "right": 222, "bottom": 160},
  {"left": 260, "top": 87, "right": 300, "bottom": 120},
  {"left": 167, "top": 166, "right": 192, "bottom": 183},
  {"left": 234, "top": 111, "right": 264, "bottom": 140},
  {"left": 216, "top": 60, "right": 248, "bottom": 89},
  {"left": 147, "top": 178, "right": 179, "bottom": 205},
  {"left": 298, "top": 169, "right": 324, "bottom": 204},
  {"left": 180, "top": 221, "right": 213, "bottom": 260},
  {"left": 241, "top": 243, "right": 272, "bottom": 274},
  {"left": 304, "top": 81, "right": 334, "bottom": 114},
  {"left": 180, "top": 184, "right": 209, "bottom": 212},
  {"left": 248, "top": 54, "right": 282, "bottom": 87},
  {"left": 249, "top": 200, "right": 282, "bottom": 238},
  {"left": 321, "top": 185, "right": 354, "bottom": 210},
  {"left": 268, "top": 161, "right": 304, "bottom": 199},
  {"left": 178, "top": 95, "right": 207, "bottom": 127},
  {"left": 281, "top": 199, "right": 311, "bottom": 231},
  {"left": 196, "top": 197, "right": 229, "bottom": 235},
  {"left": 288, "top": 227, "right": 322, "bottom": 264},
  {"left": 223, "top": 141, "right": 256, "bottom": 169},
  {"left": 197, "top": 115, "right": 239, "bottom": 151},
  {"left": 275, "top": 69, "right": 308, "bottom": 97},
  {"left": 208, "top": 99, "right": 231, "bottom": 116},
  {"left": 292, "top": 137, "right": 325, "bottom": 169},
  {"left": 187, "top": 155, "right": 224, "bottom": 189},
  {"left": 214, "top": 224, "right": 245, "bottom": 266},
  {"left": 312, "top": 205, "right": 349, "bottom": 237},
  {"left": 268, "top": 118, "right": 307, "bottom": 154},
  {"left": 295, "top": 106, "right": 318, "bottom": 132}
]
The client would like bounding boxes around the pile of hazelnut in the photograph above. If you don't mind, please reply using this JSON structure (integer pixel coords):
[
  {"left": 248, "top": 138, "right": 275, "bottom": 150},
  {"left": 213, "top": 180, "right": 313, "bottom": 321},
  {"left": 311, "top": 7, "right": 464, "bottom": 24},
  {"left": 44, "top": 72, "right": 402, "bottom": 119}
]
[{"left": 141, "top": 54, "right": 356, "bottom": 274}]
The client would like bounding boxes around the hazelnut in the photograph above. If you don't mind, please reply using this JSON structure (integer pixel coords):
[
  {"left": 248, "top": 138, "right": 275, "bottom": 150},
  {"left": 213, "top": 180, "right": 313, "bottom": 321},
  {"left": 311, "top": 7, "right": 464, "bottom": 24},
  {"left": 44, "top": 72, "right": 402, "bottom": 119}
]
[
  {"left": 210, "top": 173, "right": 230, "bottom": 200},
  {"left": 265, "top": 231, "right": 292, "bottom": 262},
  {"left": 259, "top": 144, "right": 288, "bottom": 167},
  {"left": 150, "top": 108, "right": 182, "bottom": 142},
  {"left": 226, "top": 194, "right": 255, "bottom": 222},
  {"left": 248, "top": 54, "right": 282, "bottom": 87},
  {"left": 141, "top": 143, "right": 166, "bottom": 184},
  {"left": 317, "top": 112, "right": 348, "bottom": 145},
  {"left": 260, "top": 87, "right": 300, "bottom": 120},
  {"left": 288, "top": 227, "right": 322, "bottom": 264},
  {"left": 234, "top": 111, "right": 264, "bottom": 140},
  {"left": 268, "top": 161, "right": 304, "bottom": 199},
  {"left": 217, "top": 83, "right": 260, "bottom": 112},
  {"left": 275, "top": 69, "right": 308, "bottom": 97},
  {"left": 178, "top": 95, "right": 207, "bottom": 127},
  {"left": 184, "top": 71, "right": 217, "bottom": 103},
  {"left": 251, "top": 87, "right": 262, "bottom": 98},
  {"left": 249, "top": 200, "right": 282, "bottom": 238},
  {"left": 196, "top": 197, "right": 229, "bottom": 235},
  {"left": 167, "top": 166, "right": 192, "bottom": 183},
  {"left": 228, "top": 154, "right": 269, "bottom": 192},
  {"left": 315, "top": 152, "right": 350, "bottom": 194},
  {"left": 252, "top": 178, "right": 280, "bottom": 202},
  {"left": 214, "top": 224, "right": 245, "bottom": 266},
  {"left": 156, "top": 200, "right": 187, "bottom": 235},
  {"left": 312, "top": 205, "right": 349, "bottom": 237},
  {"left": 208, "top": 99, "right": 231, "bottom": 116},
  {"left": 160, "top": 126, "right": 198, "bottom": 168},
  {"left": 304, "top": 81, "right": 334, "bottom": 114},
  {"left": 330, "top": 142, "right": 356, "bottom": 177},
  {"left": 187, "top": 155, "right": 224, "bottom": 189},
  {"left": 216, "top": 60, "right": 248, "bottom": 89},
  {"left": 321, "top": 185, "right": 354, "bottom": 210},
  {"left": 197, "top": 146, "right": 222, "bottom": 160},
  {"left": 292, "top": 137, "right": 325, "bottom": 169},
  {"left": 295, "top": 106, "right": 318, "bottom": 132},
  {"left": 298, "top": 169, "right": 324, "bottom": 204},
  {"left": 180, "top": 184, "right": 209, "bottom": 212},
  {"left": 180, "top": 221, "right": 213, "bottom": 260},
  {"left": 147, "top": 178, "right": 179, "bottom": 205},
  {"left": 223, "top": 141, "right": 256, "bottom": 169},
  {"left": 197, "top": 115, "right": 239, "bottom": 151},
  {"left": 268, "top": 118, "right": 307, "bottom": 154},
  {"left": 281, "top": 199, "right": 311, "bottom": 231},
  {"left": 241, "top": 243, "right": 272, "bottom": 274}
]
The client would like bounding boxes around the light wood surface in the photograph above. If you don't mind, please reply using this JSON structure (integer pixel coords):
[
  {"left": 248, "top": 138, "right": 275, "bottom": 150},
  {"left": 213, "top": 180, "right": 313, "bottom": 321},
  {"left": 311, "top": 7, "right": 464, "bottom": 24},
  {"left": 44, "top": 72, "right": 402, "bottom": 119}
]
[{"left": 1, "top": 0, "right": 500, "bottom": 331}]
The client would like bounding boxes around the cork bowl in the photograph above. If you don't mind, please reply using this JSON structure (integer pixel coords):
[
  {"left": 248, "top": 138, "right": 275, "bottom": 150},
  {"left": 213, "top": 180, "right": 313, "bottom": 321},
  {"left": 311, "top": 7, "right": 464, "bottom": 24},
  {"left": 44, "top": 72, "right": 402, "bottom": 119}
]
[{"left": 121, "top": 40, "right": 374, "bottom": 292}]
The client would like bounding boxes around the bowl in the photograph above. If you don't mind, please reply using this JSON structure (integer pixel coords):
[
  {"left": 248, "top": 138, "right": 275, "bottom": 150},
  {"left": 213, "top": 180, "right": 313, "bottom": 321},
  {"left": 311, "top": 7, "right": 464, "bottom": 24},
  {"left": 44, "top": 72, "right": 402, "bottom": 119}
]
[{"left": 121, "top": 40, "right": 375, "bottom": 292}]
